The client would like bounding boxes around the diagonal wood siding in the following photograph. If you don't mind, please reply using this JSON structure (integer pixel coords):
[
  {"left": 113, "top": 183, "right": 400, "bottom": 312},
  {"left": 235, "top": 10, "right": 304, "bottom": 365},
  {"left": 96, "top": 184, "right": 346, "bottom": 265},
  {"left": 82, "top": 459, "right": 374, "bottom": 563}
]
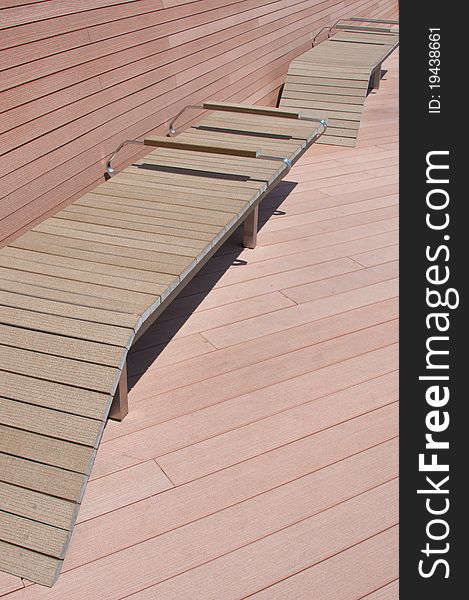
[{"left": 0, "top": 0, "right": 398, "bottom": 246}]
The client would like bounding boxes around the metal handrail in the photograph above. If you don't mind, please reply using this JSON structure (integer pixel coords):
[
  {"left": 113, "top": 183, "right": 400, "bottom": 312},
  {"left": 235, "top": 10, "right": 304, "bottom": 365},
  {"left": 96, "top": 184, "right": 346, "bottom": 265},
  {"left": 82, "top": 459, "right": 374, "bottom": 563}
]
[
  {"left": 105, "top": 139, "right": 145, "bottom": 177},
  {"left": 168, "top": 104, "right": 205, "bottom": 136},
  {"left": 312, "top": 26, "right": 332, "bottom": 46},
  {"left": 105, "top": 115, "right": 327, "bottom": 178},
  {"left": 313, "top": 16, "right": 399, "bottom": 46}
]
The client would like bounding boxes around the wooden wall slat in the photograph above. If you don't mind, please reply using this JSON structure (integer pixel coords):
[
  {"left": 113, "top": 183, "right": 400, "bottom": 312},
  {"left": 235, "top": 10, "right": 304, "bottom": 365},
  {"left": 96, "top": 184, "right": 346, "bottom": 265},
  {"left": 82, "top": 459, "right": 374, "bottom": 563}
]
[
  {"left": 0, "top": 0, "right": 146, "bottom": 29},
  {"left": 0, "top": 0, "right": 240, "bottom": 51},
  {"left": 0, "top": 0, "right": 398, "bottom": 246},
  {"left": 0, "top": 0, "right": 287, "bottom": 109}
]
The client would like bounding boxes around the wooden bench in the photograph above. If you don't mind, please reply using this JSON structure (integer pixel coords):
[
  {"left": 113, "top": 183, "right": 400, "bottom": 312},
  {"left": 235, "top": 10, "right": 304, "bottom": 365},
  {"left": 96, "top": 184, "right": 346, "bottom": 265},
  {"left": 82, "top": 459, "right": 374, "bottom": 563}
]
[
  {"left": 0, "top": 103, "right": 326, "bottom": 586},
  {"left": 279, "top": 18, "right": 399, "bottom": 147}
]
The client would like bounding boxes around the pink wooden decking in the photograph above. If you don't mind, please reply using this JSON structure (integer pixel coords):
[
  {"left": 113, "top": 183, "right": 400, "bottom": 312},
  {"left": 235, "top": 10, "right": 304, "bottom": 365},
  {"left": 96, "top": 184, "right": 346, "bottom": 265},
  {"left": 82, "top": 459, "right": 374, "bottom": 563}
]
[{"left": 1, "top": 50, "right": 398, "bottom": 599}]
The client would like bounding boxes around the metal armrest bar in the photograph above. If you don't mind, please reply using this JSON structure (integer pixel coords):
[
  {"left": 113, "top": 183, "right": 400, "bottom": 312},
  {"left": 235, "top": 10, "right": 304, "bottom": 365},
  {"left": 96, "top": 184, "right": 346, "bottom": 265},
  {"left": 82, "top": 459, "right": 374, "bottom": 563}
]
[
  {"left": 312, "top": 26, "right": 332, "bottom": 46},
  {"left": 106, "top": 117, "right": 327, "bottom": 177},
  {"left": 105, "top": 139, "right": 145, "bottom": 176},
  {"left": 168, "top": 104, "right": 205, "bottom": 136},
  {"left": 313, "top": 17, "right": 398, "bottom": 46}
]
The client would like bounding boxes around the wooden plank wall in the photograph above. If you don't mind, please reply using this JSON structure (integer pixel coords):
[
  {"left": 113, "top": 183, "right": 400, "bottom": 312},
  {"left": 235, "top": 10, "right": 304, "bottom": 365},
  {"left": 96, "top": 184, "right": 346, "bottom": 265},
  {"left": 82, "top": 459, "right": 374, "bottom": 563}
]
[{"left": 0, "top": 0, "right": 399, "bottom": 247}]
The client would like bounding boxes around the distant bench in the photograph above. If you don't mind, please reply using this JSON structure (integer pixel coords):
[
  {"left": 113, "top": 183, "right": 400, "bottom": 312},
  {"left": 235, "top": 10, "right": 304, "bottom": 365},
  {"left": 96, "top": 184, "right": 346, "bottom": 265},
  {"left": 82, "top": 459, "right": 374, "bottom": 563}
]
[
  {"left": 0, "top": 102, "right": 326, "bottom": 586},
  {"left": 279, "top": 18, "right": 399, "bottom": 147}
]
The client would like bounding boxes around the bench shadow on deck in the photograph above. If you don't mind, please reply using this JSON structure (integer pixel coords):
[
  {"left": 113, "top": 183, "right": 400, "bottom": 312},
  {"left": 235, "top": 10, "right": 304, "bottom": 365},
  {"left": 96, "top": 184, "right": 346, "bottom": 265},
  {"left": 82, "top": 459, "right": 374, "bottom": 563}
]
[{"left": 127, "top": 181, "right": 297, "bottom": 389}]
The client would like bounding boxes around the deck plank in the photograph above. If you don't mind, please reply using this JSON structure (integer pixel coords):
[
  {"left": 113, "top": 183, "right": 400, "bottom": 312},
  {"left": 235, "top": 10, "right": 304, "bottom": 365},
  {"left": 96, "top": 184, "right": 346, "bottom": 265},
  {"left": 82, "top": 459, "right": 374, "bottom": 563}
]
[
  {"left": 93, "top": 344, "right": 398, "bottom": 479},
  {"left": 47, "top": 481, "right": 398, "bottom": 599},
  {"left": 241, "top": 528, "right": 398, "bottom": 599}
]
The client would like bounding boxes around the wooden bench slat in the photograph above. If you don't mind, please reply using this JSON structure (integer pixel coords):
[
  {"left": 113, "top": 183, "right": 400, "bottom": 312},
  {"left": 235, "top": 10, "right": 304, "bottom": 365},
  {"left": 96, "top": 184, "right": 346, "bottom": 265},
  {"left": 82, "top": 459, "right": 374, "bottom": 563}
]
[
  {"left": 176, "top": 131, "right": 303, "bottom": 160},
  {"left": 282, "top": 91, "right": 365, "bottom": 105},
  {"left": 0, "top": 275, "right": 143, "bottom": 316},
  {"left": 0, "top": 264, "right": 157, "bottom": 310},
  {"left": 0, "top": 345, "right": 120, "bottom": 393},
  {"left": 2, "top": 247, "right": 178, "bottom": 287},
  {"left": 0, "top": 288, "right": 138, "bottom": 328},
  {"left": 13, "top": 230, "right": 195, "bottom": 272},
  {"left": 0, "top": 540, "right": 61, "bottom": 588},
  {"left": 288, "top": 67, "right": 370, "bottom": 80},
  {"left": 54, "top": 211, "right": 218, "bottom": 242},
  {"left": 138, "top": 153, "right": 276, "bottom": 182},
  {"left": 0, "top": 481, "right": 76, "bottom": 530},
  {"left": 71, "top": 196, "right": 237, "bottom": 228},
  {"left": 196, "top": 111, "right": 321, "bottom": 138},
  {"left": 0, "top": 511, "right": 68, "bottom": 559},
  {"left": 0, "top": 323, "right": 123, "bottom": 367},
  {"left": 0, "top": 453, "right": 84, "bottom": 502},
  {"left": 0, "top": 397, "right": 103, "bottom": 447},
  {"left": 0, "top": 254, "right": 174, "bottom": 296},
  {"left": 111, "top": 173, "right": 256, "bottom": 201},
  {"left": 89, "top": 187, "right": 245, "bottom": 213},
  {"left": 0, "top": 372, "right": 110, "bottom": 419},
  {"left": 147, "top": 144, "right": 282, "bottom": 170},
  {"left": 44, "top": 219, "right": 209, "bottom": 251},
  {"left": 286, "top": 105, "right": 361, "bottom": 122},
  {"left": 348, "top": 17, "right": 399, "bottom": 24},
  {"left": 281, "top": 98, "right": 363, "bottom": 113},
  {"left": 0, "top": 303, "right": 134, "bottom": 347},
  {"left": 123, "top": 165, "right": 267, "bottom": 193},
  {"left": 285, "top": 74, "right": 367, "bottom": 88},
  {"left": 283, "top": 82, "right": 366, "bottom": 97},
  {"left": 29, "top": 225, "right": 202, "bottom": 259},
  {"left": 335, "top": 23, "right": 397, "bottom": 33},
  {"left": 192, "top": 121, "right": 310, "bottom": 143},
  {"left": 0, "top": 425, "right": 96, "bottom": 474}
]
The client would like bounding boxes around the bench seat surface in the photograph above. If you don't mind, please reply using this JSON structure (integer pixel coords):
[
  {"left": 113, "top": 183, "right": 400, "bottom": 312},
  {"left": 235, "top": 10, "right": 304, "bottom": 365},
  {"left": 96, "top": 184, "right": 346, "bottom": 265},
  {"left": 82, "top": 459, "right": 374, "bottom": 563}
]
[
  {"left": 279, "top": 28, "right": 399, "bottom": 147},
  {"left": 0, "top": 111, "right": 322, "bottom": 585}
]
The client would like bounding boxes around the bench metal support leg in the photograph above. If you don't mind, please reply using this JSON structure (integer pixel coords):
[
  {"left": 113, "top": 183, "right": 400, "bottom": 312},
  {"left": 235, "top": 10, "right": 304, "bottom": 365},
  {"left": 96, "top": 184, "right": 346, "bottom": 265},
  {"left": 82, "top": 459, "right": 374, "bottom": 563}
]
[
  {"left": 243, "top": 205, "right": 259, "bottom": 249},
  {"left": 109, "top": 361, "right": 128, "bottom": 421},
  {"left": 371, "top": 64, "right": 382, "bottom": 90}
]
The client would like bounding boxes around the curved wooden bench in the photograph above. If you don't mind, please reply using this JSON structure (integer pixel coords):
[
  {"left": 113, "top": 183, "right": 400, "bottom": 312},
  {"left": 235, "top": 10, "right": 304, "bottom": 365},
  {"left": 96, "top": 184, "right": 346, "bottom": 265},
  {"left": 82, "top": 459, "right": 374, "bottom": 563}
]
[
  {"left": 0, "top": 104, "right": 325, "bottom": 586},
  {"left": 279, "top": 19, "right": 399, "bottom": 147}
]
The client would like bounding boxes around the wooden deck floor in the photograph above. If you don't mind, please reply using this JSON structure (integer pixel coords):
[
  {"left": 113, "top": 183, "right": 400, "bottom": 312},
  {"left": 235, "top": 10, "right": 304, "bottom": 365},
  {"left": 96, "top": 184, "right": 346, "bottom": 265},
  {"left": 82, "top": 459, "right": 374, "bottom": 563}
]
[{"left": 1, "top": 49, "right": 398, "bottom": 600}]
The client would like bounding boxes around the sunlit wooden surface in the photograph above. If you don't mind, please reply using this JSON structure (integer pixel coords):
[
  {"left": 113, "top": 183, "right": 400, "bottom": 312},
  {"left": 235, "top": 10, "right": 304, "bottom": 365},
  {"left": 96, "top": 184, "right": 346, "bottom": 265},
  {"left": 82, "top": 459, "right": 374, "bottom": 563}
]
[{"left": 1, "top": 49, "right": 398, "bottom": 600}]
